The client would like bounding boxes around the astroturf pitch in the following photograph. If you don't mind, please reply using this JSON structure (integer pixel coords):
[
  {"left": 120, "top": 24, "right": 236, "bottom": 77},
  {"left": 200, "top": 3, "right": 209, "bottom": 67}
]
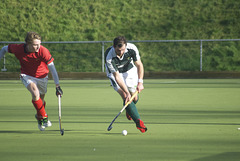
[{"left": 0, "top": 79, "right": 240, "bottom": 161}]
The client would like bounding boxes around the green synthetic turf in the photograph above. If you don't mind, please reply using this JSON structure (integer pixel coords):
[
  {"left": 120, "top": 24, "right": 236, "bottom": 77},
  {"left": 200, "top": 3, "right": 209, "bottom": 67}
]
[{"left": 0, "top": 79, "right": 240, "bottom": 161}]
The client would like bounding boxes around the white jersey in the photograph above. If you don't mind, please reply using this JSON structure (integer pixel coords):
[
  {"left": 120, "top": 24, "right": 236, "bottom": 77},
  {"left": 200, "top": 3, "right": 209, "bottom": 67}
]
[{"left": 105, "top": 43, "right": 140, "bottom": 75}]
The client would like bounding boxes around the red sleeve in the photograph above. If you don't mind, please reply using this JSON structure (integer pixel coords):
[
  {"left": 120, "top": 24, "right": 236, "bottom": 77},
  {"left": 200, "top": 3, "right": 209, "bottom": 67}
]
[
  {"left": 8, "top": 44, "right": 17, "bottom": 53},
  {"left": 40, "top": 45, "right": 54, "bottom": 64},
  {"left": 8, "top": 44, "right": 26, "bottom": 54}
]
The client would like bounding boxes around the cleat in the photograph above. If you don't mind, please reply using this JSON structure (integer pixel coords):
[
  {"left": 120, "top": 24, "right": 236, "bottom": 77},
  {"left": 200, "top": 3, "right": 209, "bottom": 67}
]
[
  {"left": 35, "top": 115, "right": 52, "bottom": 131},
  {"left": 37, "top": 119, "right": 46, "bottom": 131},
  {"left": 42, "top": 117, "right": 52, "bottom": 127},
  {"left": 136, "top": 119, "right": 147, "bottom": 133},
  {"left": 126, "top": 111, "right": 132, "bottom": 120}
]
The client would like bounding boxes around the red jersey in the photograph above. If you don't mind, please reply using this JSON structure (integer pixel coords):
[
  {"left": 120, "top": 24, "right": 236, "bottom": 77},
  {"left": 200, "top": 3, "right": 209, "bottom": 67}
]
[{"left": 8, "top": 44, "right": 54, "bottom": 78}]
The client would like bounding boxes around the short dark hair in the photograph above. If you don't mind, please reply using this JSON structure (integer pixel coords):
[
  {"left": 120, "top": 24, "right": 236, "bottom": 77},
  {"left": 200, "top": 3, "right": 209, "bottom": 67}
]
[
  {"left": 25, "top": 31, "right": 41, "bottom": 44},
  {"left": 113, "top": 36, "right": 127, "bottom": 47}
]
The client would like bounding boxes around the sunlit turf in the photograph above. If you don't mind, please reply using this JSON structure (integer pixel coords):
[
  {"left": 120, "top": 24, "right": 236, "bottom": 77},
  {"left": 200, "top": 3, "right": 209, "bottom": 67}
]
[{"left": 0, "top": 79, "right": 240, "bottom": 161}]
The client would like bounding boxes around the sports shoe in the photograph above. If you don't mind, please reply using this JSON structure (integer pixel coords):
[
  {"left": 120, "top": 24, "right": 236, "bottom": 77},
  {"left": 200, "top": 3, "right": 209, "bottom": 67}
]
[
  {"left": 136, "top": 119, "right": 147, "bottom": 133},
  {"left": 35, "top": 115, "right": 52, "bottom": 131},
  {"left": 126, "top": 111, "right": 132, "bottom": 120}
]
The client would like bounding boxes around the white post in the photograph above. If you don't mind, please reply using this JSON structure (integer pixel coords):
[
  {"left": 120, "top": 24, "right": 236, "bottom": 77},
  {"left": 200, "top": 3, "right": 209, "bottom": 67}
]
[{"left": 1, "top": 55, "right": 7, "bottom": 72}]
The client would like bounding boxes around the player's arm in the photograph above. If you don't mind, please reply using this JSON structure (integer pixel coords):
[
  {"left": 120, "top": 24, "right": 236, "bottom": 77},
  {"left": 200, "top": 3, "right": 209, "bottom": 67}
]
[
  {"left": 106, "top": 53, "right": 131, "bottom": 102},
  {"left": 113, "top": 71, "right": 131, "bottom": 103},
  {"left": 48, "top": 62, "right": 63, "bottom": 96},
  {"left": 0, "top": 46, "right": 8, "bottom": 60},
  {"left": 134, "top": 59, "right": 144, "bottom": 93}
]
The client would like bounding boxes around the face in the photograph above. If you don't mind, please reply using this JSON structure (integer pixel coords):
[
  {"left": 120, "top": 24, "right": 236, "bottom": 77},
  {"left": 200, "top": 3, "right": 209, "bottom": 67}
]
[
  {"left": 27, "top": 39, "right": 41, "bottom": 53},
  {"left": 114, "top": 44, "right": 126, "bottom": 56}
]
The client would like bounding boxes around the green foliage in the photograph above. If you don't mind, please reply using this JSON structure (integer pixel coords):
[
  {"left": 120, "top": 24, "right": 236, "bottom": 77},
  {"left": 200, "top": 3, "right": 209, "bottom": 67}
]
[
  {"left": 0, "top": 0, "right": 239, "bottom": 72},
  {"left": 203, "top": 41, "right": 240, "bottom": 71},
  {"left": 1, "top": 0, "right": 239, "bottom": 41}
]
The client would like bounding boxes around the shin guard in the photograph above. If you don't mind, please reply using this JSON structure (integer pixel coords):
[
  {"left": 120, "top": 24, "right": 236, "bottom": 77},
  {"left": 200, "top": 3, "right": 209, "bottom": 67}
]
[{"left": 125, "top": 102, "right": 140, "bottom": 122}]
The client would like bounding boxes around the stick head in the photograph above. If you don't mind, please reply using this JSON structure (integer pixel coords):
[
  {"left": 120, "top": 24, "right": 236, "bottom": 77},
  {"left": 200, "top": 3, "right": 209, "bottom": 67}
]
[
  {"left": 60, "top": 129, "right": 64, "bottom": 135},
  {"left": 107, "top": 126, "right": 112, "bottom": 131}
]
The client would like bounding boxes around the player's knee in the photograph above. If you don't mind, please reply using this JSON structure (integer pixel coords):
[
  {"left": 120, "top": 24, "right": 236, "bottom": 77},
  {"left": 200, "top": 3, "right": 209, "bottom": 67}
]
[{"left": 27, "top": 83, "right": 40, "bottom": 101}]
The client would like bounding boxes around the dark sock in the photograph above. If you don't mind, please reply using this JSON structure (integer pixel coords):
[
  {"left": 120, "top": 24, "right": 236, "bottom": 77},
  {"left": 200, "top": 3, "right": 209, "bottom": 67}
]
[{"left": 125, "top": 102, "right": 140, "bottom": 122}]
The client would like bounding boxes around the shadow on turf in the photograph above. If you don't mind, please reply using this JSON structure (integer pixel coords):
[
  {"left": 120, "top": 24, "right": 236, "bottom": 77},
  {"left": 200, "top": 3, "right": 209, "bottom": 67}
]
[
  {"left": 0, "top": 130, "right": 69, "bottom": 134},
  {"left": 0, "top": 129, "right": 137, "bottom": 135},
  {"left": 192, "top": 152, "right": 240, "bottom": 161},
  {"left": 0, "top": 130, "right": 36, "bottom": 134}
]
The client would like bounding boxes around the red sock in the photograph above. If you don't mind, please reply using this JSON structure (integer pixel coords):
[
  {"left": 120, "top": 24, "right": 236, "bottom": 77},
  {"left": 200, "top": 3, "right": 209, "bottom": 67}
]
[
  {"left": 43, "top": 101, "right": 46, "bottom": 109},
  {"left": 32, "top": 98, "right": 47, "bottom": 119}
]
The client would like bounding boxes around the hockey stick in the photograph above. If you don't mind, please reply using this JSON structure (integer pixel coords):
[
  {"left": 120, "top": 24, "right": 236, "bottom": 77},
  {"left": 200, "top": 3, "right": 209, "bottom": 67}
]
[
  {"left": 107, "top": 91, "right": 139, "bottom": 131},
  {"left": 58, "top": 95, "right": 64, "bottom": 135}
]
